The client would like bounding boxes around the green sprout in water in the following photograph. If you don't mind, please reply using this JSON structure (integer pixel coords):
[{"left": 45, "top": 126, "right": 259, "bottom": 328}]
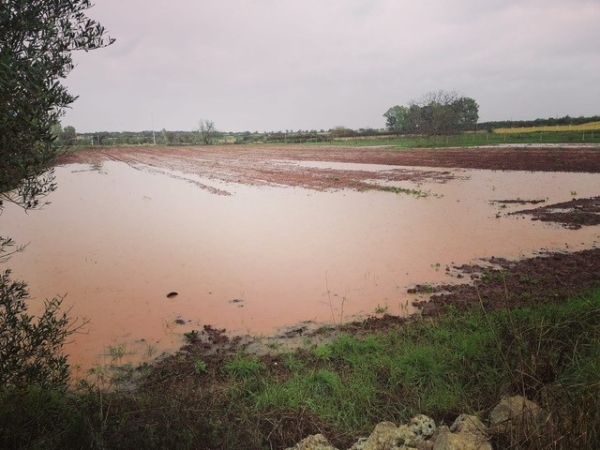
[{"left": 374, "top": 304, "right": 389, "bottom": 314}]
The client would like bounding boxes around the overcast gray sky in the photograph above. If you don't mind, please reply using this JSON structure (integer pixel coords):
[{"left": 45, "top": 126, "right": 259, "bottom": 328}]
[{"left": 62, "top": 0, "right": 600, "bottom": 133}]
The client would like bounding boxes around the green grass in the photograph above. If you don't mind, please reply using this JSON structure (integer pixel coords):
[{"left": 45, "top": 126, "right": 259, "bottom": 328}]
[
  {"left": 3, "top": 289, "right": 600, "bottom": 449},
  {"left": 223, "top": 354, "right": 265, "bottom": 379},
  {"left": 310, "top": 130, "right": 600, "bottom": 148},
  {"left": 376, "top": 185, "right": 438, "bottom": 197}
]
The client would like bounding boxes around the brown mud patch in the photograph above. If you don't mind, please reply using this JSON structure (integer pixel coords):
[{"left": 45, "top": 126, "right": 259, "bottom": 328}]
[
  {"left": 57, "top": 146, "right": 457, "bottom": 194},
  {"left": 411, "top": 248, "right": 600, "bottom": 316},
  {"left": 58, "top": 145, "right": 600, "bottom": 194},
  {"left": 511, "top": 196, "right": 600, "bottom": 229}
]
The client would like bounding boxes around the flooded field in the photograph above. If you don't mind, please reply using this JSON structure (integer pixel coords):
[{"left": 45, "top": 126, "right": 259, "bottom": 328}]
[{"left": 2, "top": 146, "right": 600, "bottom": 374}]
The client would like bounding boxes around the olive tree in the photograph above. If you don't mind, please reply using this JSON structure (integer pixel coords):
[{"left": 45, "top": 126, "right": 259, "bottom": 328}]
[
  {"left": 0, "top": 0, "right": 113, "bottom": 389},
  {"left": 0, "top": 0, "right": 114, "bottom": 209}
]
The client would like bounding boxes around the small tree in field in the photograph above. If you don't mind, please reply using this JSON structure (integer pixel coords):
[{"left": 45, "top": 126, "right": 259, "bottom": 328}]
[{"left": 198, "top": 119, "right": 216, "bottom": 145}]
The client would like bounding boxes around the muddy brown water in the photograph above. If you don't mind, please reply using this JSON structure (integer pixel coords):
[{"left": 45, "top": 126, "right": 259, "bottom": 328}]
[{"left": 2, "top": 159, "right": 600, "bottom": 375}]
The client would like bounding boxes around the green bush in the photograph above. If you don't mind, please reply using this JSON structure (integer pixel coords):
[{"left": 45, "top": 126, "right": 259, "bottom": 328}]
[{"left": 0, "top": 270, "right": 73, "bottom": 389}]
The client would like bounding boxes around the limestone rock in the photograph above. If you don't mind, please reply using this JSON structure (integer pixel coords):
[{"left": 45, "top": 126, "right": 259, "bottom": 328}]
[
  {"left": 449, "top": 414, "right": 488, "bottom": 435},
  {"left": 409, "top": 414, "right": 436, "bottom": 439},
  {"left": 433, "top": 425, "right": 492, "bottom": 450},
  {"left": 348, "top": 421, "right": 418, "bottom": 450},
  {"left": 284, "top": 433, "right": 338, "bottom": 450},
  {"left": 488, "top": 395, "right": 545, "bottom": 435}
]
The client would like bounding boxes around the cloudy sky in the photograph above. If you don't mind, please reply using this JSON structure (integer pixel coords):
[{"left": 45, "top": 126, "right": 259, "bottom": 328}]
[{"left": 62, "top": 0, "right": 600, "bottom": 133}]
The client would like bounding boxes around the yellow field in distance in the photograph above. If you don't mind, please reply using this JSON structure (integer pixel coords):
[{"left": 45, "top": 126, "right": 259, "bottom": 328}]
[{"left": 494, "top": 121, "right": 600, "bottom": 134}]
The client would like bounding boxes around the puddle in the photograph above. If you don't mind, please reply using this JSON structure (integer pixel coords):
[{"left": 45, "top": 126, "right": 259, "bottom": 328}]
[{"left": 1, "top": 161, "right": 599, "bottom": 375}]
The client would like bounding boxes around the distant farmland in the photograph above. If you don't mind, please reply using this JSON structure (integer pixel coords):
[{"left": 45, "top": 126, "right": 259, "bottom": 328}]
[{"left": 494, "top": 121, "right": 600, "bottom": 134}]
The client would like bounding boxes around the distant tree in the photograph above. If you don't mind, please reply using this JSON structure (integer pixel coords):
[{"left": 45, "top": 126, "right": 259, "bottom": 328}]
[
  {"left": 384, "top": 105, "right": 421, "bottom": 133},
  {"left": 164, "top": 130, "right": 178, "bottom": 145},
  {"left": 198, "top": 119, "right": 216, "bottom": 145},
  {"left": 59, "top": 126, "right": 77, "bottom": 146},
  {"left": 158, "top": 128, "right": 169, "bottom": 146},
  {"left": 94, "top": 131, "right": 111, "bottom": 146},
  {"left": 329, "top": 126, "right": 357, "bottom": 138},
  {"left": 385, "top": 90, "right": 479, "bottom": 136},
  {"left": 411, "top": 90, "right": 477, "bottom": 136},
  {"left": 452, "top": 97, "right": 479, "bottom": 132}
]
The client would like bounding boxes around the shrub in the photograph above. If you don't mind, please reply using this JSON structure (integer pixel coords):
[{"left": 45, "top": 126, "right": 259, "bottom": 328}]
[{"left": 0, "top": 270, "right": 74, "bottom": 389}]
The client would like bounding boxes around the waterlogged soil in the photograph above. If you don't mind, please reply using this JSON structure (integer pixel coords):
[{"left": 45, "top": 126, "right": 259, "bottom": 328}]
[
  {"left": 61, "top": 145, "right": 600, "bottom": 320},
  {"left": 413, "top": 247, "right": 600, "bottom": 316},
  {"left": 59, "top": 145, "right": 600, "bottom": 192},
  {"left": 7, "top": 144, "right": 600, "bottom": 373},
  {"left": 511, "top": 196, "right": 600, "bottom": 229}
]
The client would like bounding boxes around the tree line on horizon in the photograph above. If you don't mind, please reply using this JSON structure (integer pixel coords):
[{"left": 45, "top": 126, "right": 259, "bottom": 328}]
[
  {"left": 54, "top": 111, "right": 599, "bottom": 147},
  {"left": 52, "top": 85, "right": 599, "bottom": 147}
]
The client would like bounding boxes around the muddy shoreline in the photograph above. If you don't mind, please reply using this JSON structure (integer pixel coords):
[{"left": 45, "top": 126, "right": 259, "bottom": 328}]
[{"left": 58, "top": 144, "right": 600, "bottom": 340}]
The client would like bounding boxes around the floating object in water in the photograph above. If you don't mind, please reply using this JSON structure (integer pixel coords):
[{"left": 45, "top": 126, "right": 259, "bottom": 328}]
[{"left": 166, "top": 292, "right": 178, "bottom": 298}]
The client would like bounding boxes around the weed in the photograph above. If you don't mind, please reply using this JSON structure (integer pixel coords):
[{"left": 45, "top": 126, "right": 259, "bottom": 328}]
[
  {"left": 480, "top": 269, "right": 506, "bottom": 284},
  {"left": 444, "top": 304, "right": 460, "bottom": 316},
  {"left": 325, "top": 271, "right": 345, "bottom": 325},
  {"left": 421, "top": 284, "right": 435, "bottom": 293},
  {"left": 265, "top": 341, "right": 282, "bottom": 351},
  {"left": 183, "top": 329, "right": 199, "bottom": 343},
  {"left": 374, "top": 304, "right": 388, "bottom": 314},
  {"left": 312, "top": 346, "right": 333, "bottom": 361},
  {"left": 307, "top": 370, "right": 343, "bottom": 396},
  {"left": 283, "top": 354, "right": 304, "bottom": 372},
  {"left": 519, "top": 274, "right": 540, "bottom": 285},
  {"left": 106, "top": 343, "right": 126, "bottom": 363},
  {"left": 223, "top": 355, "right": 265, "bottom": 379},
  {"left": 194, "top": 359, "right": 208, "bottom": 375},
  {"left": 377, "top": 185, "right": 441, "bottom": 198},
  {"left": 145, "top": 342, "right": 156, "bottom": 358}
]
